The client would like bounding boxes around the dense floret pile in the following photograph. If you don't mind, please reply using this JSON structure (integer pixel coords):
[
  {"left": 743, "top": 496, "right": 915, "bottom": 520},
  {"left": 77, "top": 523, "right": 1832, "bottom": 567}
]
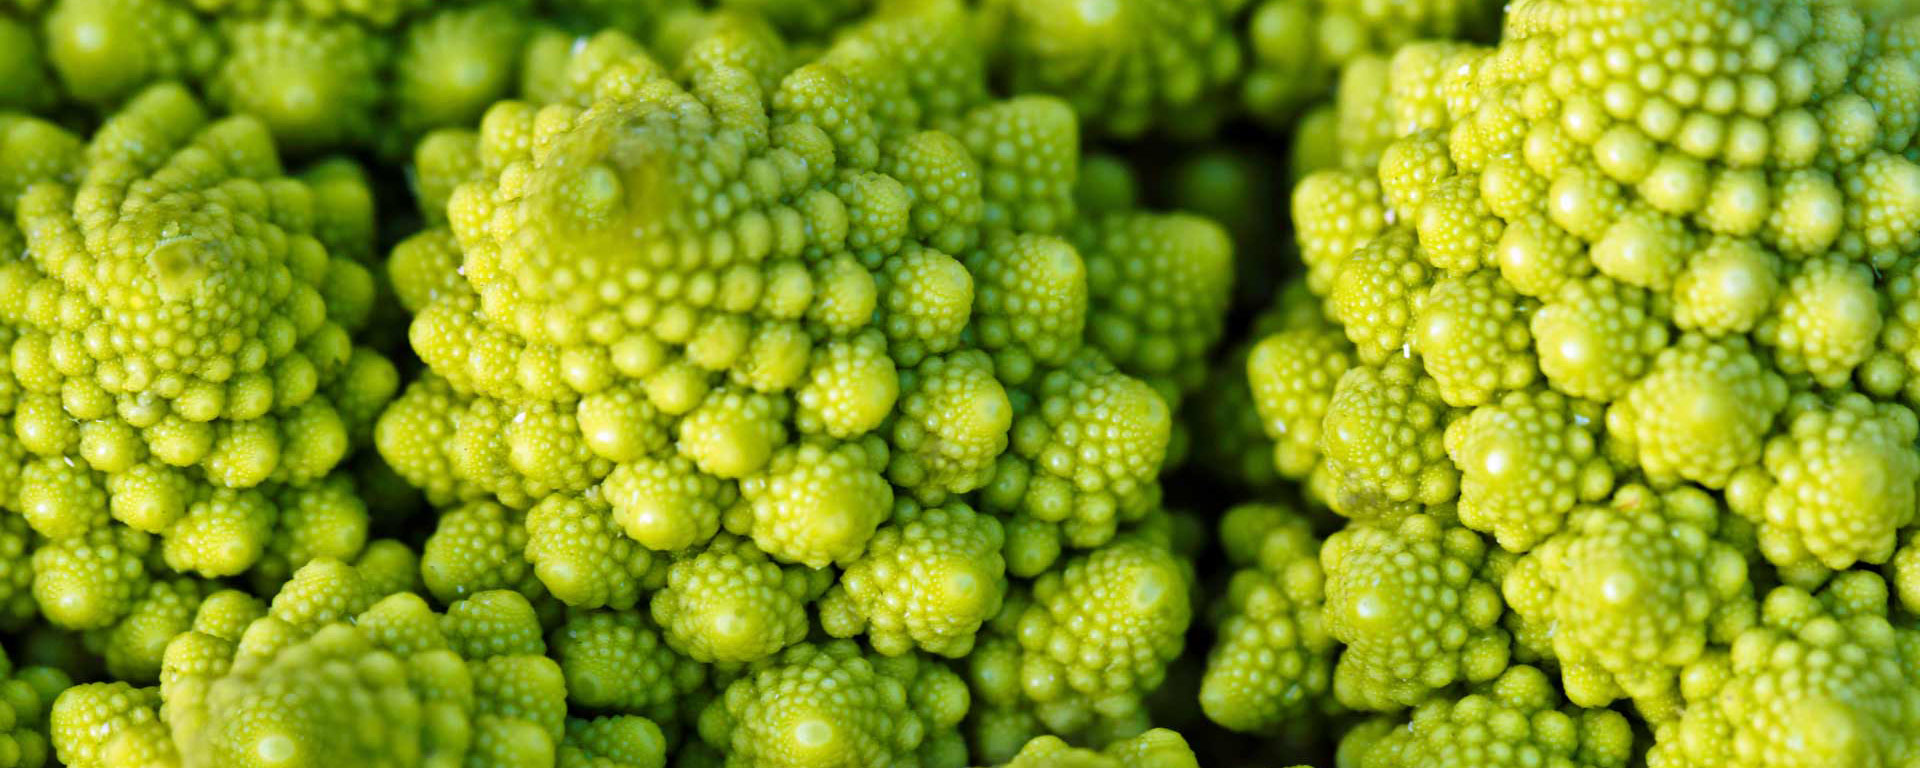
[
  {"left": 980, "top": 0, "right": 1502, "bottom": 137},
  {"left": 1207, "top": 0, "right": 1920, "bottom": 764},
  {"left": 2, "top": 0, "right": 1919, "bottom": 765}
]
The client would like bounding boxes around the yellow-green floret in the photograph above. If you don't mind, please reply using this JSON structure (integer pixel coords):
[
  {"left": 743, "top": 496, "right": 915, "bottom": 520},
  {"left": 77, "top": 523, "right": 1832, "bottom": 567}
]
[
  {"left": 980, "top": 354, "right": 1171, "bottom": 568},
  {"left": 558, "top": 715, "right": 671, "bottom": 768},
  {"left": 523, "top": 493, "right": 662, "bottom": 611},
  {"left": 977, "top": 727, "right": 1198, "bottom": 768},
  {"left": 733, "top": 437, "right": 894, "bottom": 568},
  {"left": 52, "top": 556, "right": 576, "bottom": 768},
  {"left": 820, "top": 500, "right": 1008, "bottom": 657},
  {"left": 1198, "top": 506, "right": 1334, "bottom": 733},
  {"left": 1249, "top": 6, "right": 1920, "bottom": 760},
  {"left": 1444, "top": 389, "right": 1612, "bottom": 551},
  {"left": 0, "top": 84, "right": 392, "bottom": 493},
  {"left": 1239, "top": 0, "right": 1497, "bottom": 126},
  {"left": 1645, "top": 572, "right": 1920, "bottom": 767},
  {"left": 1075, "top": 212, "right": 1234, "bottom": 405},
  {"left": 695, "top": 640, "right": 969, "bottom": 768},
  {"left": 1741, "top": 391, "right": 1920, "bottom": 571},
  {"left": 1528, "top": 276, "right": 1669, "bottom": 402},
  {"left": 1245, "top": 301, "right": 1355, "bottom": 483},
  {"left": 1315, "top": 358, "right": 1460, "bottom": 522},
  {"left": 886, "top": 350, "right": 1013, "bottom": 500},
  {"left": 983, "top": 0, "right": 1500, "bottom": 136},
  {"left": 41, "top": 0, "right": 218, "bottom": 106},
  {"left": 550, "top": 607, "right": 706, "bottom": 725},
  {"left": 377, "top": 6, "right": 1230, "bottom": 664},
  {"left": 41, "top": 0, "right": 532, "bottom": 154},
  {"left": 974, "top": 536, "right": 1192, "bottom": 740},
  {"left": 649, "top": 534, "right": 827, "bottom": 664},
  {"left": 1322, "top": 512, "right": 1510, "bottom": 711},
  {"left": 0, "top": 647, "right": 68, "bottom": 768},
  {"left": 1502, "top": 485, "right": 1755, "bottom": 715},
  {"left": 1413, "top": 271, "right": 1537, "bottom": 407},
  {"left": 0, "top": 0, "right": 1285, "bottom": 762},
  {"left": 1347, "top": 666, "right": 1634, "bottom": 768},
  {"left": 1607, "top": 335, "right": 1789, "bottom": 490},
  {"left": 982, "top": 0, "right": 1244, "bottom": 139},
  {"left": 419, "top": 500, "right": 542, "bottom": 603}
]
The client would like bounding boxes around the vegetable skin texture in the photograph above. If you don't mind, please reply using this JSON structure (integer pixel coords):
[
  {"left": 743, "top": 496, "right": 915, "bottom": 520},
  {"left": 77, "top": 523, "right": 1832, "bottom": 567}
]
[
  {"left": 1645, "top": 572, "right": 1920, "bottom": 767},
  {"left": 974, "top": 727, "right": 1199, "bottom": 768},
  {"left": 1197, "top": 506, "right": 1334, "bottom": 733},
  {"left": 694, "top": 639, "right": 969, "bottom": 768},
  {"left": 1267, "top": 0, "right": 1920, "bottom": 580},
  {"left": 48, "top": 554, "right": 600, "bottom": 768},
  {"left": 1322, "top": 512, "right": 1511, "bottom": 711},
  {"left": 40, "top": 0, "right": 531, "bottom": 154},
  {"left": 1502, "top": 485, "right": 1755, "bottom": 715},
  {"left": 1347, "top": 665, "right": 1634, "bottom": 768}
]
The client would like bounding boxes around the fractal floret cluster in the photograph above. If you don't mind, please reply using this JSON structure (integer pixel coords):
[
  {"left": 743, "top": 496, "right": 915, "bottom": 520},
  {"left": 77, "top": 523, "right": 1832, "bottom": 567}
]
[
  {"left": 371, "top": 3, "right": 1235, "bottom": 759},
  {"left": 1208, "top": 0, "right": 1920, "bottom": 764},
  {"left": 3, "top": 0, "right": 1920, "bottom": 764}
]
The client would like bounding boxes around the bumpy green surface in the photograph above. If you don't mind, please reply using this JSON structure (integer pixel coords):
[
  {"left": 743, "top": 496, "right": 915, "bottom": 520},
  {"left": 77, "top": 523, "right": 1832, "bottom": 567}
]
[
  {"left": 38, "top": 0, "right": 533, "bottom": 154},
  {"left": 982, "top": 0, "right": 1502, "bottom": 136},
  {"left": 1347, "top": 666, "right": 1634, "bottom": 768},
  {"left": 361, "top": 0, "right": 1227, "bottom": 762},
  {"left": 11, "top": 0, "right": 1920, "bottom": 764},
  {"left": 1198, "top": 506, "right": 1333, "bottom": 733},
  {"left": 1503, "top": 485, "right": 1755, "bottom": 717},
  {"left": 1220, "top": 0, "right": 1920, "bottom": 762},
  {"left": 0, "top": 79, "right": 399, "bottom": 733}
]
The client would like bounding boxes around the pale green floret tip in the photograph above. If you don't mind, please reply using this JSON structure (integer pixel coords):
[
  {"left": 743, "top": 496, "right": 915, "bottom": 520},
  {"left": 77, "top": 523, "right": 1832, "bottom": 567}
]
[
  {"left": 1503, "top": 485, "right": 1755, "bottom": 715},
  {"left": 1242, "top": 0, "right": 1920, "bottom": 759},
  {"left": 1199, "top": 509, "right": 1334, "bottom": 733},
  {"left": 697, "top": 641, "right": 968, "bottom": 768},
  {"left": 820, "top": 500, "right": 1007, "bottom": 657},
  {"left": 0, "top": 1, "right": 1313, "bottom": 765},
  {"left": 650, "top": 534, "right": 823, "bottom": 664},
  {"left": 1348, "top": 665, "right": 1634, "bottom": 768},
  {"left": 1322, "top": 513, "right": 1510, "bottom": 711},
  {"left": 1316, "top": 358, "right": 1459, "bottom": 523}
]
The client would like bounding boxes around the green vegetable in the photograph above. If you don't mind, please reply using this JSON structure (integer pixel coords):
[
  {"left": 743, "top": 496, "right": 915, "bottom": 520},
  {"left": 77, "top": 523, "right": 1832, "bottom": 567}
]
[
  {"left": 1345, "top": 665, "right": 1634, "bottom": 768},
  {"left": 1214, "top": 0, "right": 1920, "bottom": 763},
  {"left": 1646, "top": 572, "right": 1920, "bottom": 767},
  {"left": 975, "top": 727, "right": 1199, "bottom": 768},
  {"left": 40, "top": 0, "right": 532, "bottom": 153},
  {"left": 696, "top": 639, "right": 969, "bottom": 767},
  {"left": 981, "top": 0, "right": 1501, "bottom": 137},
  {"left": 12, "top": 0, "right": 1919, "bottom": 764},
  {"left": 1198, "top": 504, "right": 1334, "bottom": 733}
]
